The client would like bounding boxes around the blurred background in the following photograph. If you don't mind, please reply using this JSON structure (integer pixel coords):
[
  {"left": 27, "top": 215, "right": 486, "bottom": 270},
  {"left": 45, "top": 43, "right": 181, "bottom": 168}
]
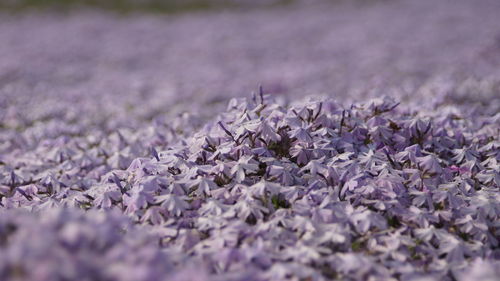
[
  {"left": 0, "top": 0, "right": 295, "bottom": 12},
  {"left": 1, "top": 0, "right": 500, "bottom": 131}
]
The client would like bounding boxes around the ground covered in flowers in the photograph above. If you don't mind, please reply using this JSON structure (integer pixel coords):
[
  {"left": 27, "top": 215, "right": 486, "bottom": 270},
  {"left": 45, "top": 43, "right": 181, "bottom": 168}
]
[{"left": 1, "top": 0, "right": 500, "bottom": 281}]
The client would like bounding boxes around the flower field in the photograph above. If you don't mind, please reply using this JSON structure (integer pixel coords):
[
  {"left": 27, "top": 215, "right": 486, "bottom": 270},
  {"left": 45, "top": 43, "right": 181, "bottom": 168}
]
[{"left": 0, "top": 0, "right": 499, "bottom": 280}]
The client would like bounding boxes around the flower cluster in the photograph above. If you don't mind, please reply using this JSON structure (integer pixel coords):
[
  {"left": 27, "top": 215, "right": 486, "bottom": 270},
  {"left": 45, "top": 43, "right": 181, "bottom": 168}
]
[{"left": 2, "top": 92, "right": 498, "bottom": 280}]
